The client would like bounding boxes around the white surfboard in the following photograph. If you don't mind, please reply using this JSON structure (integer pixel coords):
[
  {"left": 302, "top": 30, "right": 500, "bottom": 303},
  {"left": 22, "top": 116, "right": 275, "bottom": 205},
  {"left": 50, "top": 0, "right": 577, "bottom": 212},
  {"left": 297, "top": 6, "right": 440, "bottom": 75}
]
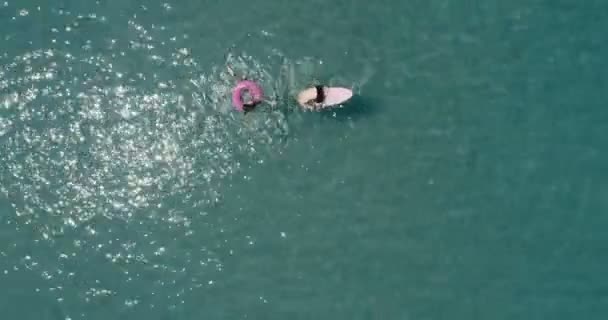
[{"left": 322, "top": 87, "right": 353, "bottom": 107}]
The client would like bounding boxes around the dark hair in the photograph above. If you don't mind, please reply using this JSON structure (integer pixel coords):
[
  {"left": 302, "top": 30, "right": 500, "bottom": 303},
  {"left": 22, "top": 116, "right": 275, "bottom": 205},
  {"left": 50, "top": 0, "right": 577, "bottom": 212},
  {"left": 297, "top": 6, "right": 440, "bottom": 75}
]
[{"left": 243, "top": 102, "right": 258, "bottom": 113}]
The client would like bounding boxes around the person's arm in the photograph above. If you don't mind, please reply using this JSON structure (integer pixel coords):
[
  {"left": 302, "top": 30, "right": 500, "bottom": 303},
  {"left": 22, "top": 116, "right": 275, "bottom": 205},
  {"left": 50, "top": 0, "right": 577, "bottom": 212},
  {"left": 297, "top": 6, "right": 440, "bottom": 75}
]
[
  {"left": 297, "top": 94, "right": 308, "bottom": 109},
  {"left": 299, "top": 99, "right": 318, "bottom": 110},
  {"left": 226, "top": 65, "right": 236, "bottom": 77},
  {"left": 297, "top": 88, "right": 316, "bottom": 110},
  {"left": 297, "top": 97, "right": 309, "bottom": 109}
]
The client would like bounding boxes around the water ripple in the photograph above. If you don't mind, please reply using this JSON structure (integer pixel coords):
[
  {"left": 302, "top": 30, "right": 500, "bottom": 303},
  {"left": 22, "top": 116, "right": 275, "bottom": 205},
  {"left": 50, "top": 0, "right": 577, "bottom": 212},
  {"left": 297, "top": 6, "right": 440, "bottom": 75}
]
[{"left": 0, "top": 5, "right": 293, "bottom": 313}]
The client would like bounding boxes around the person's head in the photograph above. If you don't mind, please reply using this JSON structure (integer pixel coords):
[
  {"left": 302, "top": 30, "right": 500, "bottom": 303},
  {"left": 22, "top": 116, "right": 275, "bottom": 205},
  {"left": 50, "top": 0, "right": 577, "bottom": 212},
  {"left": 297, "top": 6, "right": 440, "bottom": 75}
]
[{"left": 243, "top": 101, "right": 259, "bottom": 113}]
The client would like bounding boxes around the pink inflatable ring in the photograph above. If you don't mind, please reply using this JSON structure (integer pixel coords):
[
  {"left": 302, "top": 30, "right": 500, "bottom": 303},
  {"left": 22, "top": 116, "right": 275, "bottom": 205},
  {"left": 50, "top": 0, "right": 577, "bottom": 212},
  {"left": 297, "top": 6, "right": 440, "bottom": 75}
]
[{"left": 232, "top": 80, "right": 264, "bottom": 112}]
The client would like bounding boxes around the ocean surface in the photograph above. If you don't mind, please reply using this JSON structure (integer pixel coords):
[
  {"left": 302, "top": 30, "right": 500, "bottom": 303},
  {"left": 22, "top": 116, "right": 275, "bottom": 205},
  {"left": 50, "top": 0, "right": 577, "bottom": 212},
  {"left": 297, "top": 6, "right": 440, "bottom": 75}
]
[{"left": 1, "top": 0, "right": 607, "bottom": 319}]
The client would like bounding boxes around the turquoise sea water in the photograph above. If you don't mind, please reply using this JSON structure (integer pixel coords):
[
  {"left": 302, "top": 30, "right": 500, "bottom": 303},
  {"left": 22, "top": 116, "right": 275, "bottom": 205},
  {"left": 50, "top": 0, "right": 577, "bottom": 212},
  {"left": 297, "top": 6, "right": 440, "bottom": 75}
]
[{"left": 1, "top": 0, "right": 607, "bottom": 319}]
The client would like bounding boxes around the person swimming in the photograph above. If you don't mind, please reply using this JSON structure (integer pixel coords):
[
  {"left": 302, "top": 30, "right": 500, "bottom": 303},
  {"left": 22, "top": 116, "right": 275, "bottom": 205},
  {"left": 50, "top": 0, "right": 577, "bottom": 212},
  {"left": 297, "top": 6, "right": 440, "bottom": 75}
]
[
  {"left": 297, "top": 85, "right": 326, "bottom": 110},
  {"left": 227, "top": 65, "right": 281, "bottom": 114},
  {"left": 238, "top": 86, "right": 263, "bottom": 114},
  {"left": 227, "top": 65, "right": 263, "bottom": 113}
]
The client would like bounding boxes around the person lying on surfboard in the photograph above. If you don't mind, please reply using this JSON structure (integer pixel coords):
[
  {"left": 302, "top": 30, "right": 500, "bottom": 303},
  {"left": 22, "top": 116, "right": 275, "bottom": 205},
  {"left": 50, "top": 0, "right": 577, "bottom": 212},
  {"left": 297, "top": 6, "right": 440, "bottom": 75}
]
[
  {"left": 297, "top": 85, "right": 353, "bottom": 110},
  {"left": 297, "top": 85, "right": 326, "bottom": 110}
]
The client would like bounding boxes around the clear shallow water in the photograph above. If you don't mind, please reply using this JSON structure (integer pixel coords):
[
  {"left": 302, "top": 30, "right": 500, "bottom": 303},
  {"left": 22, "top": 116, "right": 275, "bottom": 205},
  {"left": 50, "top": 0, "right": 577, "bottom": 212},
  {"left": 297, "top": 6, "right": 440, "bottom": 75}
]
[{"left": 1, "top": 0, "right": 607, "bottom": 319}]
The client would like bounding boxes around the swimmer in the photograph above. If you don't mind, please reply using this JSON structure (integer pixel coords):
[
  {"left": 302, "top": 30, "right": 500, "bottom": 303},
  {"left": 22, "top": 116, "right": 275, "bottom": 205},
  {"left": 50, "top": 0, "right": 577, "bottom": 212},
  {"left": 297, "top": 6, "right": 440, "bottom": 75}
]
[
  {"left": 297, "top": 85, "right": 326, "bottom": 110},
  {"left": 227, "top": 65, "right": 260, "bottom": 113},
  {"left": 226, "top": 65, "right": 276, "bottom": 114}
]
